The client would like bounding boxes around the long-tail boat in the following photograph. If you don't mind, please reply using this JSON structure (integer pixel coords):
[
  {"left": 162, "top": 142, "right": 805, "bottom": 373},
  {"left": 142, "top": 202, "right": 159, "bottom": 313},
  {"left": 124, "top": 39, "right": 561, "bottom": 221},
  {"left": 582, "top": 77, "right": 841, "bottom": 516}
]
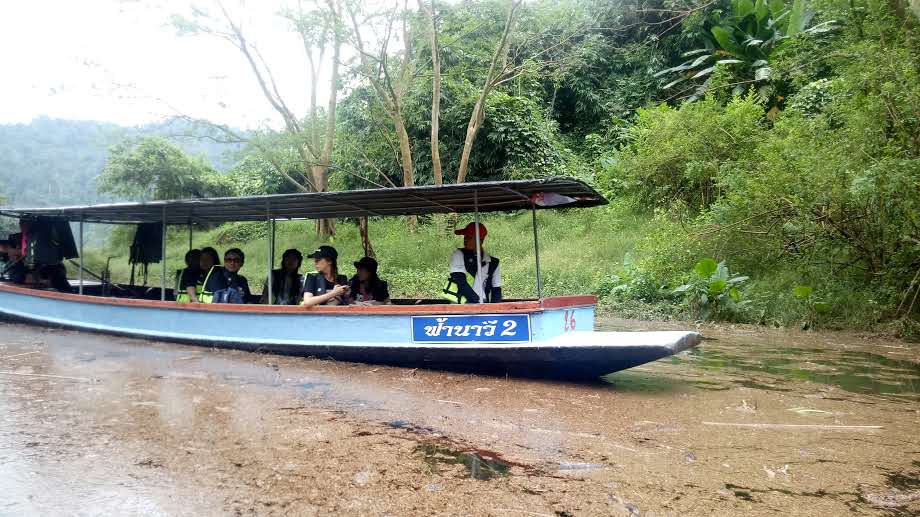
[{"left": 0, "top": 177, "right": 700, "bottom": 378}]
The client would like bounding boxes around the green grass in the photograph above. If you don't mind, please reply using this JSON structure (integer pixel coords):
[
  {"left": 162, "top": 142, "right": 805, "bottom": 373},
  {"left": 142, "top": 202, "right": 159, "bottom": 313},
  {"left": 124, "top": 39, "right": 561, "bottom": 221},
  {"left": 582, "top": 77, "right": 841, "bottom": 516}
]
[{"left": 71, "top": 203, "right": 901, "bottom": 331}]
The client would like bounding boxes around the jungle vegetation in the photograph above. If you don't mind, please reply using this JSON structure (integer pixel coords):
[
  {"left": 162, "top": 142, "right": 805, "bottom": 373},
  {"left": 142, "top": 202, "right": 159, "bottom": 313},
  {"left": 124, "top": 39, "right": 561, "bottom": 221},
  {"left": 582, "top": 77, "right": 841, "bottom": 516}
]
[{"left": 5, "top": 0, "right": 919, "bottom": 331}]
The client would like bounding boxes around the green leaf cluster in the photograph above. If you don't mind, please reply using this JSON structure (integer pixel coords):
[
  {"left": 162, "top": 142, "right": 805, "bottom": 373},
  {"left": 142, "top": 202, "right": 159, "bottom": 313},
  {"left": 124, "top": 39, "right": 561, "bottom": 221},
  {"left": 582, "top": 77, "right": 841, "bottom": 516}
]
[
  {"left": 673, "top": 258, "right": 749, "bottom": 320},
  {"left": 99, "top": 137, "right": 233, "bottom": 201}
]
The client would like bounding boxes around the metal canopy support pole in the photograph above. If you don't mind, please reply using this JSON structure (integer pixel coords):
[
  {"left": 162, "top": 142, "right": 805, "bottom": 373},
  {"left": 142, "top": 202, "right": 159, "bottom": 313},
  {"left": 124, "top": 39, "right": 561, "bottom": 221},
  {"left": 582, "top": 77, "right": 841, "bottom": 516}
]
[
  {"left": 266, "top": 203, "right": 273, "bottom": 305},
  {"left": 161, "top": 207, "right": 167, "bottom": 301},
  {"left": 188, "top": 221, "right": 193, "bottom": 251},
  {"left": 78, "top": 217, "right": 84, "bottom": 295},
  {"left": 531, "top": 203, "right": 543, "bottom": 300},
  {"left": 473, "top": 191, "right": 484, "bottom": 304}
]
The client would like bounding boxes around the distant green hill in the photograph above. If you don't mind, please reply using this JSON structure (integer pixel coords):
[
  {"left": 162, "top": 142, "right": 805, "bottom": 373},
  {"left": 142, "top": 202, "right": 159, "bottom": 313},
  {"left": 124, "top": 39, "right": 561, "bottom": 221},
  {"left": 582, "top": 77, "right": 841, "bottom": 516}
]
[{"left": 0, "top": 117, "right": 242, "bottom": 207}]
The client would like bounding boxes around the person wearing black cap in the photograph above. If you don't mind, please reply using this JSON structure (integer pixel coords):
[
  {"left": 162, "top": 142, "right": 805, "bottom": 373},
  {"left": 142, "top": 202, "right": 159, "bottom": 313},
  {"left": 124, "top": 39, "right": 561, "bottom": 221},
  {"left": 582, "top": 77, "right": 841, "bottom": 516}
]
[
  {"left": 350, "top": 256, "right": 390, "bottom": 306},
  {"left": 260, "top": 248, "right": 304, "bottom": 305},
  {"left": 302, "top": 245, "right": 349, "bottom": 307},
  {"left": 442, "top": 222, "right": 502, "bottom": 304}
]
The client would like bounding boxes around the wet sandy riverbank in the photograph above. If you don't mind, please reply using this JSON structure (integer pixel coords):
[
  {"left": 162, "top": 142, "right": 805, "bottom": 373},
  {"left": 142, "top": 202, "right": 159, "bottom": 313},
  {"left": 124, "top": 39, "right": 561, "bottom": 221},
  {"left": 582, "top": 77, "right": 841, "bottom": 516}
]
[{"left": 1, "top": 320, "right": 918, "bottom": 516}]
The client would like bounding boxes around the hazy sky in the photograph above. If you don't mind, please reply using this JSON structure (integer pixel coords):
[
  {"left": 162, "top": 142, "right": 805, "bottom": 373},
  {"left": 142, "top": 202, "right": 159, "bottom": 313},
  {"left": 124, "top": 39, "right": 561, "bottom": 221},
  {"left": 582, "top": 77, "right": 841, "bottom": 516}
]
[{"left": 0, "top": 0, "right": 334, "bottom": 129}]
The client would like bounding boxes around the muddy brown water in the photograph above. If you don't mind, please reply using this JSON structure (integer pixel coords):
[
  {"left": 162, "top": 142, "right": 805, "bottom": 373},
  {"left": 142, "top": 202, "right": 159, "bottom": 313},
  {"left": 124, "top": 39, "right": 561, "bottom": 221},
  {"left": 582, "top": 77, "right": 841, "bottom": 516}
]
[{"left": 1, "top": 319, "right": 918, "bottom": 516}]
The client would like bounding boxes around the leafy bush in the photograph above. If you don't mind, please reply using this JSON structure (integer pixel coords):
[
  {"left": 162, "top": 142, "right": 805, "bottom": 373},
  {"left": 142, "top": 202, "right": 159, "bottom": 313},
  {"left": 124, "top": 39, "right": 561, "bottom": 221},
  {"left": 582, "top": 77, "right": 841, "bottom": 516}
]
[
  {"left": 673, "top": 258, "right": 749, "bottom": 320},
  {"left": 214, "top": 222, "right": 268, "bottom": 245},
  {"left": 598, "top": 95, "right": 765, "bottom": 210}
]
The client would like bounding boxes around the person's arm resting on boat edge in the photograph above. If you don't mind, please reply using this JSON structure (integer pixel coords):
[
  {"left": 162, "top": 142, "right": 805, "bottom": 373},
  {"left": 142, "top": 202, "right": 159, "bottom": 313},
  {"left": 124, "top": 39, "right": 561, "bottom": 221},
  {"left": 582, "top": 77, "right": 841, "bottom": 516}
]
[{"left": 186, "top": 286, "right": 199, "bottom": 303}]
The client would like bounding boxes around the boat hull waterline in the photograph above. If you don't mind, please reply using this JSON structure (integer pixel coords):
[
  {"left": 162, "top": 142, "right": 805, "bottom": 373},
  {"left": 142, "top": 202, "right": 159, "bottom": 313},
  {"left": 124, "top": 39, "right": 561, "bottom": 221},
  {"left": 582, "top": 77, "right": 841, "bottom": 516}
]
[{"left": 0, "top": 284, "right": 701, "bottom": 378}]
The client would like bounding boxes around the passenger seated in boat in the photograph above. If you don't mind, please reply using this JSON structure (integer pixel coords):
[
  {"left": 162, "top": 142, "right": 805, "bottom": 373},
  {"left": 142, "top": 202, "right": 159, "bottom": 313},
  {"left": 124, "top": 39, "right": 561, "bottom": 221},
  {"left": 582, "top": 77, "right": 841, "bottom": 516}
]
[
  {"left": 260, "top": 248, "right": 304, "bottom": 305},
  {"left": 301, "top": 245, "right": 349, "bottom": 307},
  {"left": 6, "top": 218, "right": 72, "bottom": 293},
  {"left": 442, "top": 222, "right": 502, "bottom": 304},
  {"left": 200, "top": 248, "right": 251, "bottom": 304},
  {"left": 349, "top": 256, "right": 390, "bottom": 306},
  {"left": 200, "top": 247, "right": 220, "bottom": 273},
  {"left": 0, "top": 231, "right": 26, "bottom": 284},
  {"left": 175, "top": 249, "right": 203, "bottom": 303}
]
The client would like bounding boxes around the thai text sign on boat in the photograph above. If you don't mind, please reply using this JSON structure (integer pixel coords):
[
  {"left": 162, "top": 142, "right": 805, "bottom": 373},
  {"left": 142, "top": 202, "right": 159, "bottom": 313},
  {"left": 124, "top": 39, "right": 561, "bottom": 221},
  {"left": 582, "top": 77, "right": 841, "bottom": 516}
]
[{"left": 411, "top": 315, "right": 531, "bottom": 343}]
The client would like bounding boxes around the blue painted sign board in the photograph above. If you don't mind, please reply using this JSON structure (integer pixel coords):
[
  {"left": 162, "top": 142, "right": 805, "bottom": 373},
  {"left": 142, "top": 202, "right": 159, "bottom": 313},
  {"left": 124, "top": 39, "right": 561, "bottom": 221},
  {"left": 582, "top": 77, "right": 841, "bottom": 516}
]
[{"left": 411, "top": 314, "right": 531, "bottom": 343}]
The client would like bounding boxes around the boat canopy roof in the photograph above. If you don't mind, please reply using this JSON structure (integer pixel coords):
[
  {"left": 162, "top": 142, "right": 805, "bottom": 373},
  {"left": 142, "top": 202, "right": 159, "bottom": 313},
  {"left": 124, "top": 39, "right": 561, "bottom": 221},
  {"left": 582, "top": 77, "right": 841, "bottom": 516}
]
[{"left": 0, "top": 177, "right": 606, "bottom": 225}]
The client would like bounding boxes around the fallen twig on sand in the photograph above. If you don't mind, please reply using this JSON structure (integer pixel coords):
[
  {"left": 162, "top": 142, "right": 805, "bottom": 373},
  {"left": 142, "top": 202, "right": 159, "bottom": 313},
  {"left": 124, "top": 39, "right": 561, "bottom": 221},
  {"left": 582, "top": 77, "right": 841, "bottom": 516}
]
[
  {"left": 0, "top": 351, "right": 41, "bottom": 360},
  {"left": 0, "top": 371, "right": 94, "bottom": 382},
  {"left": 702, "top": 421, "right": 882, "bottom": 430},
  {"left": 435, "top": 399, "right": 463, "bottom": 406},
  {"left": 493, "top": 510, "right": 555, "bottom": 517}
]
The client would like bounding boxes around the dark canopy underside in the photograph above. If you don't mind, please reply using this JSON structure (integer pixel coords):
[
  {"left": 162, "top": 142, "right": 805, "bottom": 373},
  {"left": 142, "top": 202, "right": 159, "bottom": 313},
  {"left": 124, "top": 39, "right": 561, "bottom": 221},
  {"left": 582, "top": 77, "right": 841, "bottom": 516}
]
[{"left": 0, "top": 177, "right": 606, "bottom": 225}]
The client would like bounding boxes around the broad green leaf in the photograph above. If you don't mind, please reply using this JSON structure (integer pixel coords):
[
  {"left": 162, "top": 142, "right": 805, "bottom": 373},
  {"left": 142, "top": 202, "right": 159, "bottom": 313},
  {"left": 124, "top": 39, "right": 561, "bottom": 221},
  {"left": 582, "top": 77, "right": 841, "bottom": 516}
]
[
  {"left": 681, "top": 48, "right": 711, "bottom": 57},
  {"left": 803, "top": 20, "right": 837, "bottom": 34},
  {"left": 745, "top": 38, "right": 764, "bottom": 46},
  {"left": 694, "top": 258, "right": 719, "bottom": 278},
  {"left": 729, "top": 286, "right": 742, "bottom": 302},
  {"left": 768, "top": 0, "right": 785, "bottom": 18},
  {"left": 754, "top": 0, "right": 770, "bottom": 20},
  {"left": 793, "top": 285, "right": 813, "bottom": 299},
  {"left": 787, "top": 0, "right": 806, "bottom": 36},
  {"left": 755, "top": 66, "right": 773, "bottom": 81},
  {"left": 709, "top": 279, "right": 728, "bottom": 296},
  {"left": 752, "top": 59, "right": 769, "bottom": 67},
  {"left": 623, "top": 252, "right": 635, "bottom": 269},
  {"left": 812, "top": 301, "right": 831, "bottom": 314},
  {"left": 736, "top": 0, "right": 755, "bottom": 17},
  {"left": 662, "top": 77, "right": 687, "bottom": 89},
  {"left": 715, "top": 261, "right": 730, "bottom": 281},
  {"left": 711, "top": 26, "right": 743, "bottom": 56},
  {"left": 689, "top": 54, "right": 713, "bottom": 67},
  {"left": 729, "top": 276, "right": 750, "bottom": 284},
  {"left": 672, "top": 284, "right": 693, "bottom": 294},
  {"left": 692, "top": 66, "right": 716, "bottom": 79},
  {"left": 717, "top": 59, "right": 743, "bottom": 64}
]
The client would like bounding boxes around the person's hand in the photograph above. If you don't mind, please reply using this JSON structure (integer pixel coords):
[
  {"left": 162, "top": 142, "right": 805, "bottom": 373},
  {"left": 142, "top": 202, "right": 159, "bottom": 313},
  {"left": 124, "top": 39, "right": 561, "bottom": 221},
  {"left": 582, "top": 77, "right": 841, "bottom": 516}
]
[{"left": 331, "top": 284, "right": 348, "bottom": 296}]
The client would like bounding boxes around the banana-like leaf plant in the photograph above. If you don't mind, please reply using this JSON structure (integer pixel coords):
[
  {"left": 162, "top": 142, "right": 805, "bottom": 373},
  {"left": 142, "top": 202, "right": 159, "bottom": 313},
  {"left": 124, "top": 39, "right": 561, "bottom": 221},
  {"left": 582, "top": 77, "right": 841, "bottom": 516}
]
[{"left": 657, "top": 0, "right": 835, "bottom": 100}]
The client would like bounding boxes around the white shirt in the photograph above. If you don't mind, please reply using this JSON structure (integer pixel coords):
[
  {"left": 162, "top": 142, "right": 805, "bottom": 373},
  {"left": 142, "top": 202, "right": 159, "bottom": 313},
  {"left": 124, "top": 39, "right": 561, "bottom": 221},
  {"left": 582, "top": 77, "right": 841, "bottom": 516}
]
[{"left": 449, "top": 249, "right": 502, "bottom": 301}]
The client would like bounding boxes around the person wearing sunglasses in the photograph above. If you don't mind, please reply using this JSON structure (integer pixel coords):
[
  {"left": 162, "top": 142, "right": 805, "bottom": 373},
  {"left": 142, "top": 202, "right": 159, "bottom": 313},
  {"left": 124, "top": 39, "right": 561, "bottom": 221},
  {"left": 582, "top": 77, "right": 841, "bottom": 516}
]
[{"left": 200, "top": 248, "right": 252, "bottom": 304}]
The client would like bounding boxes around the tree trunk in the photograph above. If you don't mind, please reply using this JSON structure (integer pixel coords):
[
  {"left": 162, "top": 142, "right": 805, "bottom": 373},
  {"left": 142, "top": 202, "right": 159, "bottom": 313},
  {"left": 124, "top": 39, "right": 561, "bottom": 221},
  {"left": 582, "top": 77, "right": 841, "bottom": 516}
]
[
  {"left": 455, "top": 0, "right": 520, "bottom": 184},
  {"left": 456, "top": 99, "right": 484, "bottom": 184},
  {"left": 359, "top": 217, "right": 375, "bottom": 258},
  {"left": 311, "top": 163, "right": 336, "bottom": 237},
  {"left": 428, "top": 0, "right": 443, "bottom": 185},
  {"left": 394, "top": 112, "right": 417, "bottom": 230},
  {"left": 313, "top": 13, "right": 341, "bottom": 239}
]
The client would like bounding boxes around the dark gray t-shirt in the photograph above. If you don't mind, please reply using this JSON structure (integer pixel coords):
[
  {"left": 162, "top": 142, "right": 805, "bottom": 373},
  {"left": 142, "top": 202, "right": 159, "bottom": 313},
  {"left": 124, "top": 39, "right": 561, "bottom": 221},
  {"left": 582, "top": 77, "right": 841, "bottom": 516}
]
[{"left": 303, "top": 273, "right": 348, "bottom": 304}]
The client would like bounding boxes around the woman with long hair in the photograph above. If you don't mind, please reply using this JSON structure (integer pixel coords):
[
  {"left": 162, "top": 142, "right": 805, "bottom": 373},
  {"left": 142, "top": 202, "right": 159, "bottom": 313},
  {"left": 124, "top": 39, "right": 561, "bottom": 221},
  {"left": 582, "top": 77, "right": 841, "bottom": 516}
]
[
  {"left": 349, "top": 256, "right": 390, "bottom": 306},
  {"left": 260, "top": 248, "right": 303, "bottom": 305},
  {"left": 301, "top": 245, "right": 349, "bottom": 307}
]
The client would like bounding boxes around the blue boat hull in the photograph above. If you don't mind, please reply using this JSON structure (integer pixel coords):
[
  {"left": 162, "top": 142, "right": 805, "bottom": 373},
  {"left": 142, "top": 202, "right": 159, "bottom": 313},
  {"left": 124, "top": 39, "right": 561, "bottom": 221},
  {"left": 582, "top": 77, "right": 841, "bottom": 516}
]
[{"left": 0, "top": 284, "right": 701, "bottom": 379}]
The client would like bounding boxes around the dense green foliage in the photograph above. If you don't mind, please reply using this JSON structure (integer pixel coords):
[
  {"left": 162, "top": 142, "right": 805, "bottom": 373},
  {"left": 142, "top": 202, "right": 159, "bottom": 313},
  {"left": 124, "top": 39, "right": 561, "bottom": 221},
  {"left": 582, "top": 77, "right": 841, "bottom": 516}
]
[{"left": 98, "top": 137, "right": 233, "bottom": 200}]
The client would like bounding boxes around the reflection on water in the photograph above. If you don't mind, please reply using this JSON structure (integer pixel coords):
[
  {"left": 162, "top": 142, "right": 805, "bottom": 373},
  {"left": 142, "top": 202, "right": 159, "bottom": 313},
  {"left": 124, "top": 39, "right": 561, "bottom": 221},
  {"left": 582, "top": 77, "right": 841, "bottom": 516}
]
[
  {"left": 670, "top": 343, "right": 920, "bottom": 397},
  {"left": 415, "top": 443, "right": 512, "bottom": 480}
]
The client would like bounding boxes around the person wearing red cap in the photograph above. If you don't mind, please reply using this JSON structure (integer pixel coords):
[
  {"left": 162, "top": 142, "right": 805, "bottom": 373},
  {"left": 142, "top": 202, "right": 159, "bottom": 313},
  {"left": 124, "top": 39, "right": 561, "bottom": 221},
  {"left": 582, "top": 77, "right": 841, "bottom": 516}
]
[{"left": 441, "top": 222, "right": 502, "bottom": 304}]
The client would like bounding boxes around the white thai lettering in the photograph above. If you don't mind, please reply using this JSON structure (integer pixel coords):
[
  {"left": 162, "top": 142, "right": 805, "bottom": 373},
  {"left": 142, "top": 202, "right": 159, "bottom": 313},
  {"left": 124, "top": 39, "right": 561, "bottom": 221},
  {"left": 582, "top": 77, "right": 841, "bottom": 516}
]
[
  {"left": 424, "top": 317, "right": 449, "bottom": 337},
  {"left": 482, "top": 320, "right": 498, "bottom": 337}
]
